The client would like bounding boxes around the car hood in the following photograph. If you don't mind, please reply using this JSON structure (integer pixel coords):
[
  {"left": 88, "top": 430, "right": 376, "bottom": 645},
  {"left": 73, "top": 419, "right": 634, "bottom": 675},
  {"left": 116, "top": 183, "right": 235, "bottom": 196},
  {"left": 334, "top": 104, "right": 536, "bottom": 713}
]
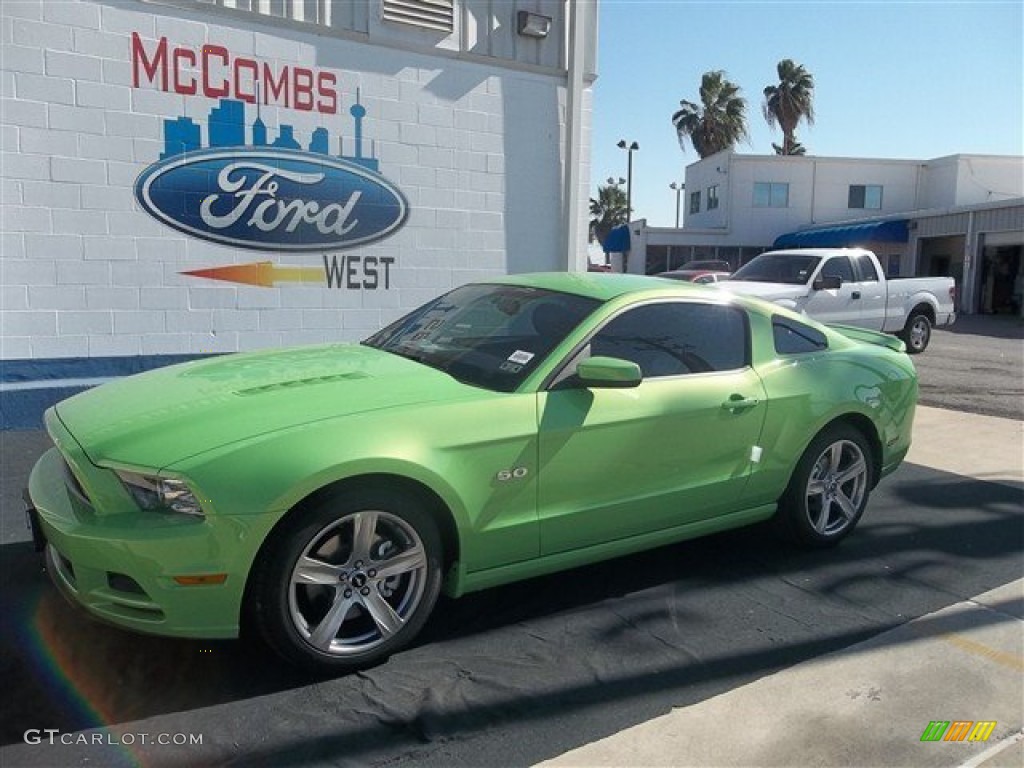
[
  {"left": 56, "top": 344, "right": 486, "bottom": 469},
  {"left": 716, "top": 281, "right": 809, "bottom": 301}
]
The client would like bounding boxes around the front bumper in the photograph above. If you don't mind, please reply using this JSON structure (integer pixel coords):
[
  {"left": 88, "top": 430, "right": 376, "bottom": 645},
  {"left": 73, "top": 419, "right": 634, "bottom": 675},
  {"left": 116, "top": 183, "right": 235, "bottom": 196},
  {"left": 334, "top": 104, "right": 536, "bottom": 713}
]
[{"left": 28, "top": 446, "right": 274, "bottom": 639}]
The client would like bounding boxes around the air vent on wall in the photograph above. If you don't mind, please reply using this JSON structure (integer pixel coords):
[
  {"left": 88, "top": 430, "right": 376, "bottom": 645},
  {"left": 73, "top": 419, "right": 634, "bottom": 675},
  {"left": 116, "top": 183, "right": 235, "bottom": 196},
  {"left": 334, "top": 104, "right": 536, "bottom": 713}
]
[{"left": 382, "top": 0, "right": 455, "bottom": 33}]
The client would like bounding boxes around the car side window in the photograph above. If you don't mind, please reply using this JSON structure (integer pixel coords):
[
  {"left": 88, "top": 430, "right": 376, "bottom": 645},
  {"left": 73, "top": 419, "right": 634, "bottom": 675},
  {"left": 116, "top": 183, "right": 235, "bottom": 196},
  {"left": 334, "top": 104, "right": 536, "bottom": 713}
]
[
  {"left": 589, "top": 302, "right": 749, "bottom": 378},
  {"left": 853, "top": 254, "right": 880, "bottom": 282},
  {"left": 773, "top": 316, "right": 828, "bottom": 354},
  {"left": 821, "top": 256, "right": 855, "bottom": 283}
]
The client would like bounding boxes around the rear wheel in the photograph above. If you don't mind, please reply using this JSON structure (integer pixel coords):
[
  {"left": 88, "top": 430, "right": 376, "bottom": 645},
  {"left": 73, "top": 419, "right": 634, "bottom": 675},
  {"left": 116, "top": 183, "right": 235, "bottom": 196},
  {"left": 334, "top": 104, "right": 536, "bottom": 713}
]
[
  {"left": 900, "top": 312, "right": 932, "bottom": 354},
  {"left": 776, "top": 425, "right": 874, "bottom": 548},
  {"left": 250, "top": 488, "right": 443, "bottom": 673}
]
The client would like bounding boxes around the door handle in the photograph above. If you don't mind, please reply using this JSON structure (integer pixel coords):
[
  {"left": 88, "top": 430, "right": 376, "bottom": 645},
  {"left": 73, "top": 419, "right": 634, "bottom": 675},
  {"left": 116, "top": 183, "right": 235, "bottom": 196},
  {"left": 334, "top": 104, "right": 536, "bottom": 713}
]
[
  {"left": 722, "top": 394, "right": 760, "bottom": 412},
  {"left": 851, "top": 291, "right": 861, "bottom": 300}
]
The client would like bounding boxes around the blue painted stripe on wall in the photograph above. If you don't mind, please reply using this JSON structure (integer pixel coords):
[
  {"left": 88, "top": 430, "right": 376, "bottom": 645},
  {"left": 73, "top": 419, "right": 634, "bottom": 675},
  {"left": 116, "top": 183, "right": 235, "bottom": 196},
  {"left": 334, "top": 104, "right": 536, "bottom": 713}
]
[
  {"left": 1, "top": 387, "right": 90, "bottom": 431},
  {"left": 1, "top": 353, "right": 218, "bottom": 383},
  {"left": 0, "top": 354, "right": 220, "bottom": 431}
]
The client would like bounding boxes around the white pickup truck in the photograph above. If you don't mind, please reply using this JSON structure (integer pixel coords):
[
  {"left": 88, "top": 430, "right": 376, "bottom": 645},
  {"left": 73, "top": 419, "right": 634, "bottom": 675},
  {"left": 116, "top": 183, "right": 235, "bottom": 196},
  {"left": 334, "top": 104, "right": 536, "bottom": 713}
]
[{"left": 722, "top": 248, "right": 957, "bottom": 353}]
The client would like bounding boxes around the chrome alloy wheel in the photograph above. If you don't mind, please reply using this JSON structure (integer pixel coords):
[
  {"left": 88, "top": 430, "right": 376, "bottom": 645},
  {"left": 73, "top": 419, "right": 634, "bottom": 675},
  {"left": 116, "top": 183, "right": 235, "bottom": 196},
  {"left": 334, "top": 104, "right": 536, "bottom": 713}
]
[
  {"left": 804, "top": 439, "right": 868, "bottom": 537},
  {"left": 287, "top": 510, "right": 428, "bottom": 656},
  {"left": 908, "top": 318, "right": 929, "bottom": 349}
]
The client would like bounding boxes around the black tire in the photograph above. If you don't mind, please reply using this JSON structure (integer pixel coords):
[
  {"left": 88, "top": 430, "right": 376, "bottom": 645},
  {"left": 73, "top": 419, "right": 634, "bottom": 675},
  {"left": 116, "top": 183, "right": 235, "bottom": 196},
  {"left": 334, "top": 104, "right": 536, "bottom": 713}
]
[
  {"left": 899, "top": 312, "right": 932, "bottom": 354},
  {"left": 775, "top": 424, "right": 874, "bottom": 549},
  {"left": 249, "top": 487, "right": 443, "bottom": 673}
]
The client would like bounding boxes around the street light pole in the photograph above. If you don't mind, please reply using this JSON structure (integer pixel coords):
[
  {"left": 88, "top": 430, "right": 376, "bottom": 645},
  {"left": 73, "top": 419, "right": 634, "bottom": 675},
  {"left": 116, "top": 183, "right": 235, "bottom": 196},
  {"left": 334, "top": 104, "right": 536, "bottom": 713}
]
[
  {"left": 669, "top": 182, "right": 684, "bottom": 228},
  {"left": 617, "top": 140, "right": 638, "bottom": 273},
  {"left": 617, "top": 139, "right": 639, "bottom": 221}
]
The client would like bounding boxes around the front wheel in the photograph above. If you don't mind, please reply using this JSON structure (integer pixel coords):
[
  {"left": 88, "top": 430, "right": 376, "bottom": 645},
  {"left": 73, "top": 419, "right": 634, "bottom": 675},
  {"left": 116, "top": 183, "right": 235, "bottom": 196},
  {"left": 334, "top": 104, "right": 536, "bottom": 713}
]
[
  {"left": 900, "top": 312, "right": 932, "bottom": 354},
  {"left": 775, "top": 425, "right": 874, "bottom": 548},
  {"left": 250, "top": 488, "right": 443, "bottom": 673}
]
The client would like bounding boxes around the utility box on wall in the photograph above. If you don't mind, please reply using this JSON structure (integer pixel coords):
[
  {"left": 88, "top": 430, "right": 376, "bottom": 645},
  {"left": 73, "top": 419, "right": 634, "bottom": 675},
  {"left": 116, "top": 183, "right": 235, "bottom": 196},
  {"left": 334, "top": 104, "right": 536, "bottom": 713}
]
[{"left": 0, "top": 0, "right": 598, "bottom": 426}]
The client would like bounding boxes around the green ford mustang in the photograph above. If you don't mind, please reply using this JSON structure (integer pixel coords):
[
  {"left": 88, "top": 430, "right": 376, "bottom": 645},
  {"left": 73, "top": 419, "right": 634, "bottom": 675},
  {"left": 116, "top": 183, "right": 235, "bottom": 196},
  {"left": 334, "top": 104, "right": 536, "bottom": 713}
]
[{"left": 28, "top": 273, "right": 917, "bottom": 671}]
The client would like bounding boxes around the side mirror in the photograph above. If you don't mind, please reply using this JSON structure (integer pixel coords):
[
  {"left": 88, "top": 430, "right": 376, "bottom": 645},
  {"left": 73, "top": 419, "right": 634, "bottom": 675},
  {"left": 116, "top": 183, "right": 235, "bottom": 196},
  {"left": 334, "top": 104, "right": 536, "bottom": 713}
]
[
  {"left": 576, "top": 356, "right": 642, "bottom": 389},
  {"left": 813, "top": 275, "right": 842, "bottom": 290}
]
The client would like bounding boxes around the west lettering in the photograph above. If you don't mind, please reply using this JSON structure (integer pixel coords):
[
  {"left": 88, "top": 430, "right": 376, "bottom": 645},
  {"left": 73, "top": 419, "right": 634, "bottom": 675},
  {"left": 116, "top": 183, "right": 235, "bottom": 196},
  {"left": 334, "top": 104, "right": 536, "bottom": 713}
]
[
  {"left": 322, "top": 255, "right": 395, "bottom": 290},
  {"left": 346, "top": 256, "right": 361, "bottom": 289},
  {"left": 364, "top": 256, "right": 378, "bottom": 289}
]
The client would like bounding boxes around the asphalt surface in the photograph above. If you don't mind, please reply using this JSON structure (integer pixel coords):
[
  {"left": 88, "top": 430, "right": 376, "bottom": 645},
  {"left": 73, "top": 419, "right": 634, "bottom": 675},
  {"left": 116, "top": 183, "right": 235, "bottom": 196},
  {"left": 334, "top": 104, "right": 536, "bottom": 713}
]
[
  {"left": 912, "top": 314, "right": 1023, "bottom": 421},
  {"left": 0, "top": 316, "right": 1020, "bottom": 767},
  {"left": 0, "top": 458, "right": 1020, "bottom": 767}
]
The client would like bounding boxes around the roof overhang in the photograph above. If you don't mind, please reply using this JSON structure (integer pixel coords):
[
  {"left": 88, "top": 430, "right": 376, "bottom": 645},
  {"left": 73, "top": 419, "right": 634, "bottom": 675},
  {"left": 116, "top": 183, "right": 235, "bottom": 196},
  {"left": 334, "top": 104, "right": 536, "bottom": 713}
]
[
  {"left": 773, "top": 219, "right": 910, "bottom": 248},
  {"left": 602, "top": 224, "right": 631, "bottom": 253}
]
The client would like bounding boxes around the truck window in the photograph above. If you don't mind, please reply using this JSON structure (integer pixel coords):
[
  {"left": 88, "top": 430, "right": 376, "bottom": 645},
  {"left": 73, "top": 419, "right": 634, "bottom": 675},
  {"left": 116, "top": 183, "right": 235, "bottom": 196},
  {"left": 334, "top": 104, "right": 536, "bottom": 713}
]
[
  {"left": 821, "top": 256, "right": 855, "bottom": 283},
  {"left": 853, "top": 254, "right": 880, "bottom": 282}
]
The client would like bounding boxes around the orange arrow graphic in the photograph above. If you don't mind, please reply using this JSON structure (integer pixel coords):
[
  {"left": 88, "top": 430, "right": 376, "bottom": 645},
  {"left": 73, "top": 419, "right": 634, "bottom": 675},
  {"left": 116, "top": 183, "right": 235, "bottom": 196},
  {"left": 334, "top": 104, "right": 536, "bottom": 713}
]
[{"left": 182, "top": 262, "right": 324, "bottom": 287}]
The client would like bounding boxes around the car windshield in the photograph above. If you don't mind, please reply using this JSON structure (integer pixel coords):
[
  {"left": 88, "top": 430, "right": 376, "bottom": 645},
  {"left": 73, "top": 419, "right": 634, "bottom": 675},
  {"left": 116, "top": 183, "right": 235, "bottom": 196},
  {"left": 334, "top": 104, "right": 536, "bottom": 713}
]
[
  {"left": 730, "top": 253, "right": 822, "bottom": 285},
  {"left": 363, "top": 283, "right": 600, "bottom": 392}
]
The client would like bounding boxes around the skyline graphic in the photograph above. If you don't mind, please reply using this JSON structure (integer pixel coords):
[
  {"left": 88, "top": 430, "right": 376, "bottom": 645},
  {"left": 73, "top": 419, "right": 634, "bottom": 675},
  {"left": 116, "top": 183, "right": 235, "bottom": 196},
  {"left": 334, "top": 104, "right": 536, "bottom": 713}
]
[{"left": 160, "top": 90, "right": 379, "bottom": 171}]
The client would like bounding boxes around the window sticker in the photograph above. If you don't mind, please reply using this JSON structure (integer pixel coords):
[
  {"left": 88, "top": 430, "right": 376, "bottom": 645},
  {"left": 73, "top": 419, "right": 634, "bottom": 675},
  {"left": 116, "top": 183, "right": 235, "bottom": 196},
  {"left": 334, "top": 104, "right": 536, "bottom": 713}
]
[
  {"left": 508, "top": 350, "right": 535, "bottom": 365},
  {"left": 499, "top": 362, "right": 523, "bottom": 374}
]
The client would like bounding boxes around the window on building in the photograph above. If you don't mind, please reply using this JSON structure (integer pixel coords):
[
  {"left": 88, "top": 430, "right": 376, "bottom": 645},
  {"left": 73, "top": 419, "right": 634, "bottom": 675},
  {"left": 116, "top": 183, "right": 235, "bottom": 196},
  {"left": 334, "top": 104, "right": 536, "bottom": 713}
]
[
  {"left": 753, "top": 182, "right": 789, "bottom": 208},
  {"left": 707, "top": 185, "right": 720, "bottom": 210},
  {"left": 689, "top": 190, "right": 701, "bottom": 214},
  {"left": 590, "top": 303, "right": 749, "bottom": 377},
  {"left": 886, "top": 255, "right": 901, "bottom": 277},
  {"left": 848, "top": 184, "right": 883, "bottom": 209}
]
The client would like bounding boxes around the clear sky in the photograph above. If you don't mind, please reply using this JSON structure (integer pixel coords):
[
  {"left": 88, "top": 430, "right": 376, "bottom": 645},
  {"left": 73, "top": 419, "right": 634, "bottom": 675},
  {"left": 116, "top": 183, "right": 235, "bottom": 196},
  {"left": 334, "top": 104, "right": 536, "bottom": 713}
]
[{"left": 590, "top": 0, "right": 1024, "bottom": 228}]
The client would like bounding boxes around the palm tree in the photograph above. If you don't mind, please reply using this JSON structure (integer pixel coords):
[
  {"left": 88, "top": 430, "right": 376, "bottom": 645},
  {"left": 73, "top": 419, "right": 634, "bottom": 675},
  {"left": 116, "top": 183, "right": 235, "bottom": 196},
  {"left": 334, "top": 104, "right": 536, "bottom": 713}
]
[
  {"left": 589, "top": 184, "right": 629, "bottom": 246},
  {"left": 763, "top": 59, "right": 815, "bottom": 156},
  {"left": 672, "top": 70, "right": 749, "bottom": 158}
]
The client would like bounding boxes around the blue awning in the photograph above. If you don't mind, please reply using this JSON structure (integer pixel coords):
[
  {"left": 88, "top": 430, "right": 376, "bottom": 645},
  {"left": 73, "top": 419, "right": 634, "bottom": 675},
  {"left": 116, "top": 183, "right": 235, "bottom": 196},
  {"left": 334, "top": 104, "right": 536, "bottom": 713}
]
[
  {"left": 602, "top": 224, "right": 631, "bottom": 253},
  {"left": 773, "top": 219, "right": 909, "bottom": 248}
]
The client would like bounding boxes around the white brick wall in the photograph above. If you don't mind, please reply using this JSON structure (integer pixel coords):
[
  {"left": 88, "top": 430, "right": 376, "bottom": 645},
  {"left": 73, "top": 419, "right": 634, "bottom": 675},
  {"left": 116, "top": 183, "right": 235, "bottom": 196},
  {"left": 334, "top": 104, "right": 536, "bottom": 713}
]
[{"left": 1, "top": 0, "right": 591, "bottom": 363}]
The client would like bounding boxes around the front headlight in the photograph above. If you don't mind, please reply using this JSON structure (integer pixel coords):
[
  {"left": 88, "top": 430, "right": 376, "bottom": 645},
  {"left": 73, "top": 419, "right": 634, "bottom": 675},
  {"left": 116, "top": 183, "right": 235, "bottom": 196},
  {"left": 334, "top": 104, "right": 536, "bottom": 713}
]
[{"left": 115, "top": 471, "right": 205, "bottom": 518}]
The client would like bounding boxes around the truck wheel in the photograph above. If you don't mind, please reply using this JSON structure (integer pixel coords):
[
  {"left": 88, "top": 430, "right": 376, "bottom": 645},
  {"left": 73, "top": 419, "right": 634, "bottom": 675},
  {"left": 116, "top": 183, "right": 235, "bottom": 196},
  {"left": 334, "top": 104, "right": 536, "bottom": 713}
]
[{"left": 900, "top": 313, "right": 931, "bottom": 354}]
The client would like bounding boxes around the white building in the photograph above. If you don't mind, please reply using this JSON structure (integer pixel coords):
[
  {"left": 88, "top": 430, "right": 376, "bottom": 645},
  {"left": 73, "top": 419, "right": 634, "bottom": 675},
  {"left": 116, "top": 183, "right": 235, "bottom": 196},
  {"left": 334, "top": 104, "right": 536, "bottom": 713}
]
[
  {"left": 630, "top": 150, "right": 1024, "bottom": 315},
  {"left": 0, "top": 0, "right": 598, "bottom": 427}
]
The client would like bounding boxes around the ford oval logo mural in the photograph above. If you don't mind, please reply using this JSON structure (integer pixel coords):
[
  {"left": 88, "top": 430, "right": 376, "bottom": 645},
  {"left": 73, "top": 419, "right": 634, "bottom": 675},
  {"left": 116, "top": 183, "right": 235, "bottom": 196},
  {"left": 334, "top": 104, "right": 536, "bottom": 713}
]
[{"left": 135, "top": 148, "right": 408, "bottom": 252}]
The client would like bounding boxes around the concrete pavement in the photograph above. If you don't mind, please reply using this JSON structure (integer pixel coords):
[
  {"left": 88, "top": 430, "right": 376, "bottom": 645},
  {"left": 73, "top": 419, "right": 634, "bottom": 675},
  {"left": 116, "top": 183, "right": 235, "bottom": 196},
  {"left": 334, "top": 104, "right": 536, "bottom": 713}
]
[{"left": 538, "top": 405, "right": 1024, "bottom": 768}]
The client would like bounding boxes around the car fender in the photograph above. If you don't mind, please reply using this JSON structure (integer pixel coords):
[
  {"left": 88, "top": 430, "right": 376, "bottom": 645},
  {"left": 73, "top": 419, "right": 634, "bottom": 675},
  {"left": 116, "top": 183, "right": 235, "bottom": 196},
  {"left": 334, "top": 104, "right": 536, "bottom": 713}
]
[{"left": 169, "top": 396, "right": 542, "bottom": 583}]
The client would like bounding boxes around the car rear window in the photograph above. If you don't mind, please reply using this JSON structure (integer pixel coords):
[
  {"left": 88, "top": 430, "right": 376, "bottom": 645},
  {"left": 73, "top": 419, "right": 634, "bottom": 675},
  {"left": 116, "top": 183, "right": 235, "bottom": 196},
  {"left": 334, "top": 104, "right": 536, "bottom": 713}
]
[{"left": 773, "top": 316, "right": 828, "bottom": 354}]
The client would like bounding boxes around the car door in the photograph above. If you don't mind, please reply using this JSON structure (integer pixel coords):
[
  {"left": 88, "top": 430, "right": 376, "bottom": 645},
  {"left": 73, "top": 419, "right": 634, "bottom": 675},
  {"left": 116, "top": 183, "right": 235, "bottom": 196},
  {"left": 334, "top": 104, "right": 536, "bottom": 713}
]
[
  {"left": 803, "top": 255, "right": 864, "bottom": 325},
  {"left": 536, "top": 300, "right": 768, "bottom": 555},
  {"left": 850, "top": 252, "right": 887, "bottom": 330}
]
